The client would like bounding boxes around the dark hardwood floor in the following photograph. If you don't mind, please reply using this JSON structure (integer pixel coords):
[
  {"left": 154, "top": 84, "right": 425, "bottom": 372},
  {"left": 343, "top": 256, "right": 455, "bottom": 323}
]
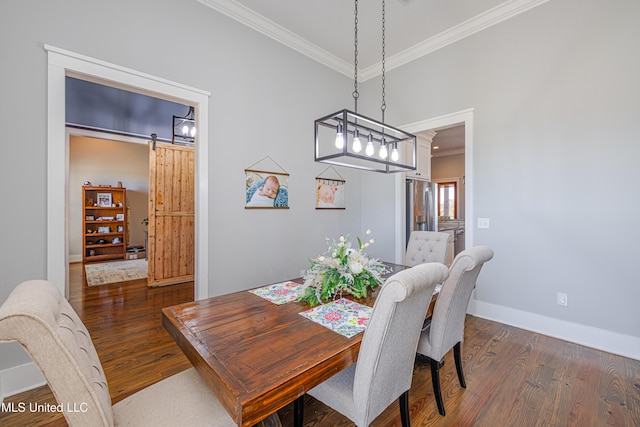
[{"left": 1, "top": 263, "right": 638, "bottom": 426}]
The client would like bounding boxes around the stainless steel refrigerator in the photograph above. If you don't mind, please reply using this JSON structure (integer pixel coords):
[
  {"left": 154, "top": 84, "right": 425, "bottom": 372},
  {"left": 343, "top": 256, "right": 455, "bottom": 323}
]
[{"left": 406, "top": 179, "right": 437, "bottom": 246}]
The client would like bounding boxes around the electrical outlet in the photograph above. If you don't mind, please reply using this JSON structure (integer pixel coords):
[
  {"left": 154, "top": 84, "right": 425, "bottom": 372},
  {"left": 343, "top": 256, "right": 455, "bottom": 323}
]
[
  {"left": 557, "top": 292, "right": 568, "bottom": 307},
  {"left": 477, "top": 218, "right": 490, "bottom": 229}
]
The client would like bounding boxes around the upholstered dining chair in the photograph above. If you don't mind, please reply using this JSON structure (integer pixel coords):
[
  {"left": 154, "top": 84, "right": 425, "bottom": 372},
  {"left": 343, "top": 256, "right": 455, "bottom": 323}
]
[
  {"left": 0, "top": 280, "right": 281, "bottom": 427},
  {"left": 416, "top": 246, "right": 494, "bottom": 416},
  {"left": 294, "top": 262, "right": 450, "bottom": 427},
  {"left": 405, "top": 230, "right": 451, "bottom": 266}
]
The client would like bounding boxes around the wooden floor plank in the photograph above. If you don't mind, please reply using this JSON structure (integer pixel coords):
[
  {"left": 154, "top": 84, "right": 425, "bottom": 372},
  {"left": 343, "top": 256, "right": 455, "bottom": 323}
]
[{"left": 1, "top": 263, "right": 638, "bottom": 426}]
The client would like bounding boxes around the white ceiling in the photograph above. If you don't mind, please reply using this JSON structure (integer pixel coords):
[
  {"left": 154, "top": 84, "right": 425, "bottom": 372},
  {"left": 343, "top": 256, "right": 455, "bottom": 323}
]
[
  {"left": 199, "top": 0, "right": 549, "bottom": 80},
  {"left": 431, "top": 125, "right": 465, "bottom": 156}
]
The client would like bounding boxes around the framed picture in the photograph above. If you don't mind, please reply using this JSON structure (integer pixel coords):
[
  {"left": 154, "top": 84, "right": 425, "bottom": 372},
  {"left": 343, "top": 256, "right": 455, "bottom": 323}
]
[
  {"left": 97, "top": 193, "right": 112, "bottom": 207},
  {"left": 116, "top": 213, "right": 124, "bottom": 220},
  {"left": 245, "top": 169, "right": 290, "bottom": 209},
  {"left": 98, "top": 226, "right": 111, "bottom": 234},
  {"left": 85, "top": 215, "right": 95, "bottom": 221},
  {"left": 315, "top": 178, "right": 345, "bottom": 209}
]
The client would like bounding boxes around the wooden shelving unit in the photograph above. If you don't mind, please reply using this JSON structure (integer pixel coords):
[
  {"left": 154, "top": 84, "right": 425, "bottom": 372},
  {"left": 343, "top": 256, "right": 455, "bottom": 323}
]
[{"left": 82, "top": 186, "right": 127, "bottom": 263}]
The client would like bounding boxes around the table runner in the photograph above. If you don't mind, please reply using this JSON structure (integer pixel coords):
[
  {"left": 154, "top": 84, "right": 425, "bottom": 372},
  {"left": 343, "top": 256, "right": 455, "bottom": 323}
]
[
  {"left": 299, "top": 298, "right": 372, "bottom": 338},
  {"left": 249, "top": 281, "right": 303, "bottom": 304}
]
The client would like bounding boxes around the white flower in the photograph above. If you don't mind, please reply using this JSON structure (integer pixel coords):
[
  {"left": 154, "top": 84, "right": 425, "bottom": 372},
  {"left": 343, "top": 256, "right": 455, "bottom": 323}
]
[
  {"left": 366, "top": 229, "right": 372, "bottom": 235},
  {"left": 348, "top": 260, "right": 364, "bottom": 274},
  {"left": 299, "top": 229, "right": 385, "bottom": 306}
]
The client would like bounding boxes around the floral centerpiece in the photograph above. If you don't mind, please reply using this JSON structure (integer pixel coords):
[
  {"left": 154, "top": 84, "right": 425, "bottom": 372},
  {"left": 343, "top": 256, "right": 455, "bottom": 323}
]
[{"left": 297, "top": 229, "right": 387, "bottom": 307}]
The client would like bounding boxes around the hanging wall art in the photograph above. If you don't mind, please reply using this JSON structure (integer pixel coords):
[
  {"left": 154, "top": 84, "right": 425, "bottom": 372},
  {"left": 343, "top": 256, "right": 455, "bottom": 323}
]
[
  {"left": 245, "top": 156, "right": 290, "bottom": 209},
  {"left": 315, "top": 166, "right": 345, "bottom": 210}
]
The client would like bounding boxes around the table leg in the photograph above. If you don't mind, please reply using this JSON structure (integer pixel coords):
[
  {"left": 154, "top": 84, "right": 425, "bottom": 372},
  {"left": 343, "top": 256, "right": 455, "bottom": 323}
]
[{"left": 294, "top": 396, "right": 304, "bottom": 427}]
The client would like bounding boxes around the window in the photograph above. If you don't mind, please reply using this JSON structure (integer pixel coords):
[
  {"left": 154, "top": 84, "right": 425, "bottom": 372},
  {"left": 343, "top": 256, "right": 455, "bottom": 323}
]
[{"left": 438, "top": 182, "right": 457, "bottom": 219}]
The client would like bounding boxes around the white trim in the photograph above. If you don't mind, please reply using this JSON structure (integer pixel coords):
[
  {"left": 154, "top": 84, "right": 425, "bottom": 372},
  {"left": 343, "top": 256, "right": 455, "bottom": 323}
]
[
  {"left": 468, "top": 297, "right": 640, "bottom": 361},
  {"left": 397, "top": 108, "right": 474, "bottom": 262},
  {"left": 46, "top": 45, "right": 211, "bottom": 301},
  {"left": 0, "top": 362, "right": 45, "bottom": 401},
  {"left": 199, "top": 0, "right": 549, "bottom": 81},
  {"left": 432, "top": 148, "right": 465, "bottom": 158}
]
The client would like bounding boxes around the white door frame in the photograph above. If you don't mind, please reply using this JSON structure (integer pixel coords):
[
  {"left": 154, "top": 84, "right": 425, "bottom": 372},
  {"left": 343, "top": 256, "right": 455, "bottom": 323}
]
[
  {"left": 46, "top": 45, "right": 210, "bottom": 300},
  {"left": 394, "top": 108, "right": 474, "bottom": 262}
]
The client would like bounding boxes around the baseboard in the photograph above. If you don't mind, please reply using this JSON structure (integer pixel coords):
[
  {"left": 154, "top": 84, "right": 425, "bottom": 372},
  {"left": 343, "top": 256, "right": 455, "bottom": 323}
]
[
  {"left": 467, "top": 296, "right": 640, "bottom": 361},
  {"left": 0, "top": 362, "right": 45, "bottom": 402},
  {"left": 69, "top": 254, "right": 82, "bottom": 263}
]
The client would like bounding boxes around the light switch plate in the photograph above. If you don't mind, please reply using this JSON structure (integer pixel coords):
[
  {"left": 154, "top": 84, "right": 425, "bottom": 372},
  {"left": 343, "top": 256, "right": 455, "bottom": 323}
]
[{"left": 477, "top": 218, "right": 490, "bottom": 229}]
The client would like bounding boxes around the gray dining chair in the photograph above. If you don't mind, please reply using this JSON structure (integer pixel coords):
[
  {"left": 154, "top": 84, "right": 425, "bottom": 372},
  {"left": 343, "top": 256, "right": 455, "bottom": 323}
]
[
  {"left": 405, "top": 230, "right": 451, "bottom": 266},
  {"left": 416, "top": 246, "right": 494, "bottom": 416},
  {"left": 294, "top": 262, "right": 450, "bottom": 427},
  {"left": 0, "top": 280, "right": 281, "bottom": 427}
]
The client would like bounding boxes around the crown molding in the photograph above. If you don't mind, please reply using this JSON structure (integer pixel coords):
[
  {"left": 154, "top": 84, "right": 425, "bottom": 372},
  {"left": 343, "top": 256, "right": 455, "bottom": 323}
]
[
  {"left": 416, "top": 130, "right": 437, "bottom": 144},
  {"left": 432, "top": 148, "right": 465, "bottom": 158},
  {"left": 199, "top": 0, "right": 549, "bottom": 81}
]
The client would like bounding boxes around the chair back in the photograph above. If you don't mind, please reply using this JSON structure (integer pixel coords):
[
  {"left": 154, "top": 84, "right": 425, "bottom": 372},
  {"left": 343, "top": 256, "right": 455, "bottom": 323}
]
[
  {"left": 405, "top": 231, "right": 451, "bottom": 266},
  {"left": 353, "top": 262, "right": 449, "bottom": 425},
  {"left": 0, "top": 280, "right": 114, "bottom": 426},
  {"left": 428, "top": 246, "right": 494, "bottom": 360}
]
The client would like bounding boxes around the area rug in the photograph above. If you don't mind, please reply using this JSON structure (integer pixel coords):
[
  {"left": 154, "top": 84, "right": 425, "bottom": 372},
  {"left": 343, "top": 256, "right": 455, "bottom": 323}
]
[{"left": 85, "top": 259, "right": 148, "bottom": 286}]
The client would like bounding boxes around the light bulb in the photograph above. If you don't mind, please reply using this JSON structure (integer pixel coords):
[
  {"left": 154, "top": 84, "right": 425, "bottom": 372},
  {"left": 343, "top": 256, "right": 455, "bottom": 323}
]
[
  {"left": 182, "top": 125, "right": 189, "bottom": 136},
  {"left": 334, "top": 124, "right": 344, "bottom": 149},
  {"left": 190, "top": 126, "right": 196, "bottom": 137},
  {"left": 378, "top": 138, "right": 389, "bottom": 159},
  {"left": 391, "top": 146, "right": 399, "bottom": 161},
  {"left": 352, "top": 129, "right": 361, "bottom": 153},
  {"left": 365, "top": 134, "right": 374, "bottom": 156}
]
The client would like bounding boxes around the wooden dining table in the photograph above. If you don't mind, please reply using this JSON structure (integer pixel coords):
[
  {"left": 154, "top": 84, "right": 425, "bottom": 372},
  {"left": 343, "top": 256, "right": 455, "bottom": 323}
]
[{"left": 162, "top": 262, "right": 437, "bottom": 427}]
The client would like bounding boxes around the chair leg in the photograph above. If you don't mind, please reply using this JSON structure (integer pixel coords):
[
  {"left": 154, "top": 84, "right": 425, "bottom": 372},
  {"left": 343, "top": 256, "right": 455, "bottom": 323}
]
[
  {"left": 430, "top": 358, "right": 446, "bottom": 416},
  {"left": 399, "top": 390, "right": 411, "bottom": 427},
  {"left": 294, "top": 395, "right": 304, "bottom": 427},
  {"left": 453, "top": 342, "right": 466, "bottom": 389}
]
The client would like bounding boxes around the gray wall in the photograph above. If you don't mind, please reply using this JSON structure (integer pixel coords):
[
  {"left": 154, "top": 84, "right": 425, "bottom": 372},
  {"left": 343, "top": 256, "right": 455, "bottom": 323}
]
[
  {"left": 1, "top": 0, "right": 638, "bottom": 383},
  {"left": 0, "top": 0, "right": 365, "bottom": 373},
  {"left": 361, "top": 0, "right": 640, "bottom": 340}
]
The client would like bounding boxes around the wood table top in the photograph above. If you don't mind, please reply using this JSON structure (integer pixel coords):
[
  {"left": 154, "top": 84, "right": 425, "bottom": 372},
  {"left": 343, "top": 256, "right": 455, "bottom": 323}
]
[{"left": 162, "top": 262, "right": 431, "bottom": 427}]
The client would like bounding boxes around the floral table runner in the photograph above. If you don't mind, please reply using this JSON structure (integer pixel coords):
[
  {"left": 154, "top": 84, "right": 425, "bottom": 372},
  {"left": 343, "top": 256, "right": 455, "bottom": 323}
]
[
  {"left": 249, "top": 281, "right": 303, "bottom": 305},
  {"left": 299, "top": 298, "right": 372, "bottom": 338}
]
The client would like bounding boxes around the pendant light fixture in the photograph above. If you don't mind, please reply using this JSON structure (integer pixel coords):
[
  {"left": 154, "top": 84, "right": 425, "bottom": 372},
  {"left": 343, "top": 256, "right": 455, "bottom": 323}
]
[
  {"left": 172, "top": 106, "right": 196, "bottom": 145},
  {"left": 314, "top": 0, "right": 416, "bottom": 173}
]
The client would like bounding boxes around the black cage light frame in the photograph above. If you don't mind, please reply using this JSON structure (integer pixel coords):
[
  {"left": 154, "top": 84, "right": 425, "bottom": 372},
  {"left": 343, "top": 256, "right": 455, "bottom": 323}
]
[
  {"left": 314, "top": 0, "right": 417, "bottom": 173},
  {"left": 315, "top": 109, "right": 417, "bottom": 173}
]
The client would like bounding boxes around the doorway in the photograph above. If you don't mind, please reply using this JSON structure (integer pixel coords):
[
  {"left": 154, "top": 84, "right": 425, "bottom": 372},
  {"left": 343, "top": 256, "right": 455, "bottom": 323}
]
[
  {"left": 68, "top": 132, "right": 149, "bottom": 260},
  {"left": 394, "top": 108, "right": 474, "bottom": 262},
  {"left": 46, "top": 45, "right": 210, "bottom": 300}
]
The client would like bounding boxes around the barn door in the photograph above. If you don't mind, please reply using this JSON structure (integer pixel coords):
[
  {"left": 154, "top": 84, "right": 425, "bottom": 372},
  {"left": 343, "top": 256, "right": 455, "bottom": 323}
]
[{"left": 148, "top": 141, "right": 195, "bottom": 287}]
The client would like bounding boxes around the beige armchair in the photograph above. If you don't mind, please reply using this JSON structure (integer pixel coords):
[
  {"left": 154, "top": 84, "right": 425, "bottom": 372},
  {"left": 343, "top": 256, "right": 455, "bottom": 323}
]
[
  {"left": 416, "top": 246, "right": 494, "bottom": 416},
  {"left": 405, "top": 231, "right": 451, "bottom": 266},
  {"left": 294, "top": 262, "right": 450, "bottom": 427},
  {"left": 0, "top": 280, "right": 281, "bottom": 427}
]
